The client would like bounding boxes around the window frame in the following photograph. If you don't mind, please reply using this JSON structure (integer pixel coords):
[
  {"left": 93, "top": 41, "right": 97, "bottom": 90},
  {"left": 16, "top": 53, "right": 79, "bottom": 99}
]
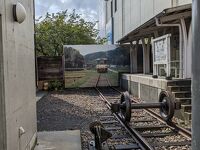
[{"left": 115, "top": 0, "right": 117, "bottom": 12}]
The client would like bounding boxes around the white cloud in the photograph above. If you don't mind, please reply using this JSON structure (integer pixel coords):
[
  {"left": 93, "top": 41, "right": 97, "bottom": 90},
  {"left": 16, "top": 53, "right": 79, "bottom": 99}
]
[{"left": 35, "top": 0, "right": 98, "bottom": 22}]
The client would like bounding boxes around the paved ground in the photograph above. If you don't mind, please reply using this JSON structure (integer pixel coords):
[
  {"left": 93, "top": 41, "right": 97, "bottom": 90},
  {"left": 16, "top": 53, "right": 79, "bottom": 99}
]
[
  {"left": 36, "top": 91, "right": 48, "bottom": 102},
  {"left": 35, "top": 130, "right": 81, "bottom": 150},
  {"left": 36, "top": 88, "right": 109, "bottom": 149}
]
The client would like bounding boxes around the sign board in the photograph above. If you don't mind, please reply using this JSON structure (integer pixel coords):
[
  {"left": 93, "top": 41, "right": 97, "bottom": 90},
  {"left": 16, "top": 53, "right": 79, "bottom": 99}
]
[
  {"left": 152, "top": 34, "right": 171, "bottom": 76},
  {"left": 152, "top": 34, "right": 171, "bottom": 64},
  {"left": 63, "top": 45, "right": 130, "bottom": 88}
]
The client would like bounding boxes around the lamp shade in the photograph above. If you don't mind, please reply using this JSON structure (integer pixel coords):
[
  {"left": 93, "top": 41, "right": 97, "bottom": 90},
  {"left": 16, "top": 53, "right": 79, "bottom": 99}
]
[{"left": 13, "top": 2, "right": 26, "bottom": 24}]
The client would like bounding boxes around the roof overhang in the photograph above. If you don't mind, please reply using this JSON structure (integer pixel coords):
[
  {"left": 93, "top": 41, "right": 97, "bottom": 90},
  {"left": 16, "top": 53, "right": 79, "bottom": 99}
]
[{"left": 118, "top": 4, "right": 191, "bottom": 44}]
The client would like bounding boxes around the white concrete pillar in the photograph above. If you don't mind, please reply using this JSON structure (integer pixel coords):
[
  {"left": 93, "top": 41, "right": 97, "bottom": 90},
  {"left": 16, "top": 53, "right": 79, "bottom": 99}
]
[
  {"left": 130, "top": 41, "right": 138, "bottom": 73},
  {"left": 142, "top": 38, "right": 151, "bottom": 74},
  {"left": 130, "top": 45, "right": 134, "bottom": 73},
  {"left": 185, "top": 23, "right": 192, "bottom": 78},
  {"left": 181, "top": 18, "right": 188, "bottom": 79},
  {"left": 133, "top": 43, "right": 138, "bottom": 73},
  {"left": 182, "top": 21, "right": 192, "bottom": 79}
]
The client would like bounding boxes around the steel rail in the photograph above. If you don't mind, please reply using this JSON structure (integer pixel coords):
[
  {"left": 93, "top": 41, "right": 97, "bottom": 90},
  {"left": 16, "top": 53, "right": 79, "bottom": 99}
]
[
  {"left": 95, "top": 74, "right": 101, "bottom": 87},
  {"left": 145, "top": 108, "right": 192, "bottom": 139},
  {"left": 111, "top": 87, "right": 192, "bottom": 140},
  {"left": 95, "top": 73, "right": 111, "bottom": 87},
  {"left": 95, "top": 87, "right": 154, "bottom": 150},
  {"left": 95, "top": 74, "right": 191, "bottom": 148}
]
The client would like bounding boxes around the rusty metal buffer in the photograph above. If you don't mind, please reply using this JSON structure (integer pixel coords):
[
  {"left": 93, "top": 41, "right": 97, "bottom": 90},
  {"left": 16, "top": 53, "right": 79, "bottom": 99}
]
[
  {"left": 89, "top": 121, "right": 112, "bottom": 150},
  {"left": 111, "top": 91, "right": 181, "bottom": 122}
]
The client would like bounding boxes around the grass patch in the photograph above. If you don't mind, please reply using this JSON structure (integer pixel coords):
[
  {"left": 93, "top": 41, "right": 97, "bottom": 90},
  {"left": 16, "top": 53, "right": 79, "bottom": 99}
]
[{"left": 65, "top": 69, "right": 99, "bottom": 88}]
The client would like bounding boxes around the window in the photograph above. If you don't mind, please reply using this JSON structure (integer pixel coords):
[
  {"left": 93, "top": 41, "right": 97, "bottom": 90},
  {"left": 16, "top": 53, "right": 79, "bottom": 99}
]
[{"left": 115, "top": 0, "right": 117, "bottom": 12}]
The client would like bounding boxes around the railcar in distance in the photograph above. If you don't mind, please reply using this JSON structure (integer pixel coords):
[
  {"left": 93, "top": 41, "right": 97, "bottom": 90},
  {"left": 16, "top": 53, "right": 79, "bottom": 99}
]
[{"left": 96, "top": 58, "right": 108, "bottom": 73}]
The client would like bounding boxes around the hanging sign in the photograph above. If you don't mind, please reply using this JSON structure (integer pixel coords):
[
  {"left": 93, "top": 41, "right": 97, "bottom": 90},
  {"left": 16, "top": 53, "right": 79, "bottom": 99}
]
[
  {"left": 152, "top": 34, "right": 171, "bottom": 64},
  {"left": 152, "top": 34, "right": 171, "bottom": 77}
]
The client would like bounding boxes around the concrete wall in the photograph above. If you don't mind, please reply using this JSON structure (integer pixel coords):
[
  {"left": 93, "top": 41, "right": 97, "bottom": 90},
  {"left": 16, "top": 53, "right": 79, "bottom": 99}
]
[
  {"left": 121, "top": 77, "right": 160, "bottom": 102},
  {"left": 121, "top": 74, "right": 168, "bottom": 103},
  {"left": 113, "top": 0, "right": 172, "bottom": 42},
  {"left": 113, "top": 0, "right": 123, "bottom": 43},
  {"left": 178, "top": 0, "right": 192, "bottom": 5},
  {"left": 0, "top": 0, "right": 37, "bottom": 150},
  {"left": 105, "top": 0, "right": 192, "bottom": 43}
]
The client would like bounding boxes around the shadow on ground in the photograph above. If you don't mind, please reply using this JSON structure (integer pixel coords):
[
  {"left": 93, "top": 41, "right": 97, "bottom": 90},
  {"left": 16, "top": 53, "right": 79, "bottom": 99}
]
[{"left": 37, "top": 88, "right": 108, "bottom": 131}]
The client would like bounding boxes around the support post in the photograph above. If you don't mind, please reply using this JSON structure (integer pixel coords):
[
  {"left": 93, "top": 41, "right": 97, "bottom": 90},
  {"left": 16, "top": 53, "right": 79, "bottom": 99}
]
[
  {"left": 180, "top": 18, "right": 188, "bottom": 79},
  {"left": 192, "top": 1, "right": 200, "bottom": 149},
  {"left": 142, "top": 38, "right": 151, "bottom": 74},
  {"left": 130, "top": 41, "right": 138, "bottom": 73},
  {"left": 130, "top": 42, "right": 133, "bottom": 73}
]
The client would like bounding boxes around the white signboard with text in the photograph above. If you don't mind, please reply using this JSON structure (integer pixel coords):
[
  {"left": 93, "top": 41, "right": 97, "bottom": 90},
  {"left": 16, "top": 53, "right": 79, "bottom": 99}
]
[{"left": 152, "top": 34, "right": 171, "bottom": 77}]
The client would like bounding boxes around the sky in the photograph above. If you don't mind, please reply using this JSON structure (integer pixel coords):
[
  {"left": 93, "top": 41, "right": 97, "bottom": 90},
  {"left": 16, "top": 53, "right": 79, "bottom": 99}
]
[{"left": 35, "top": 0, "right": 99, "bottom": 22}]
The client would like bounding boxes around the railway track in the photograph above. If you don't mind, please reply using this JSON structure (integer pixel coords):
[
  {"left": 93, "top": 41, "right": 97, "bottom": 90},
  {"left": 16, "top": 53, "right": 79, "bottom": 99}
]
[
  {"left": 96, "top": 73, "right": 111, "bottom": 87},
  {"left": 92, "top": 75, "right": 192, "bottom": 150}
]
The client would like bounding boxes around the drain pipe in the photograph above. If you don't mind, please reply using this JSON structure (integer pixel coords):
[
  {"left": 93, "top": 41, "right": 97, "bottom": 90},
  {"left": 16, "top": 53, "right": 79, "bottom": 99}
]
[
  {"left": 192, "top": 1, "right": 200, "bottom": 149},
  {"left": 155, "top": 17, "right": 183, "bottom": 78}
]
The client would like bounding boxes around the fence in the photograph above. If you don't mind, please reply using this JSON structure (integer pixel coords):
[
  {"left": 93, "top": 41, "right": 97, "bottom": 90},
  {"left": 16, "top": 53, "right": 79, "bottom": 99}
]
[{"left": 37, "top": 56, "right": 64, "bottom": 81}]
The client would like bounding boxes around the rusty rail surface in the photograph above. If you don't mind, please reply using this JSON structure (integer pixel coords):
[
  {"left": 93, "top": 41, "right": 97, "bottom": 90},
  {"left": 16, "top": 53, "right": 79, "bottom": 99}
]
[
  {"left": 111, "top": 87, "right": 192, "bottom": 140},
  {"left": 95, "top": 80, "right": 191, "bottom": 149}
]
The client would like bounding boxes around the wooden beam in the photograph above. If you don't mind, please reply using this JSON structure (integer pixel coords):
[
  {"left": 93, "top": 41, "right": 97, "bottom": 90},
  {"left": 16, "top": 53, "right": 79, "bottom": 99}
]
[
  {"left": 138, "top": 26, "right": 164, "bottom": 34},
  {"left": 160, "top": 11, "right": 191, "bottom": 23}
]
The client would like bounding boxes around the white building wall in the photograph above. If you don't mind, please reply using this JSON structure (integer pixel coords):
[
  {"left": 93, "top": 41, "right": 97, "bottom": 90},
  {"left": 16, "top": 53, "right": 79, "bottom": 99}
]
[
  {"left": 178, "top": 0, "right": 192, "bottom": 5},
  {"left": 123, "top": 0, "right": 131, "bottom": 35},
  {"left": 130, "top": 0, "right": 141, "bottom": 32},
  {"left": 154, "top": 0, "right": 172, "bottom": 14},
  {"left": 0, "top": 14, "right": 6, "bottom": 150},
  {"left": 112, "top": 0, "right": 173, "bottom": 43},
  {"left": 106, "top": 0, "right": 112, "bottom": 24},
  {"left": 0, "top": 0, "right": 37, "bottom": 150},
  {"left": 104, "top": 0, "right": 192, "bottom": 43},
  {"left": 141, "top": 0, "right": 154, "bottom": 24},
  {"left": 98, "top": 0, "right": 106, "bottom": 38},
  {"left": 113, "top": 0, "right": 123, "bottom": 43}
]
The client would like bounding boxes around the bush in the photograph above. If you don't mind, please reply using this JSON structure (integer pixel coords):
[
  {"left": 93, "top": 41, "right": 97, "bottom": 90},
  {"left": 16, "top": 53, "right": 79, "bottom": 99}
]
[{"left": 48, "top": 80, "right": 64, "bottom": 91}]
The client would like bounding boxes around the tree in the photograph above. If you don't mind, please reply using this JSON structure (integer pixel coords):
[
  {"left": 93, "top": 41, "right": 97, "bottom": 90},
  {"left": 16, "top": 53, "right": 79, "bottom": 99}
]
[
  {"left": 35, "top": 10, "right": 102, "bottom": 56},
  {"left": 64, "top": 47, "right": 84, "bottom": 68}
]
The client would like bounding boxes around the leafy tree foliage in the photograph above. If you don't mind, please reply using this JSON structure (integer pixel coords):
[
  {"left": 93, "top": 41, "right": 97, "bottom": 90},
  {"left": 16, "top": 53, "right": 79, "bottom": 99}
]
[{"left": 35, "top": 10, "right": 102, "bottom": 56}]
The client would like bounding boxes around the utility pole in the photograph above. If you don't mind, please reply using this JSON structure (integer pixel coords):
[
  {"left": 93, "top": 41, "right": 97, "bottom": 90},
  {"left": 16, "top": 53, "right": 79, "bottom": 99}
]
[{"left": 192, "top": 0, "right": 200, "bottom": 149}]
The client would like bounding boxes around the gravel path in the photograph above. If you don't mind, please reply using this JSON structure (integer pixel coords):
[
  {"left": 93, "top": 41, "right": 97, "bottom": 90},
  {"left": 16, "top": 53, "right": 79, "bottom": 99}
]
[
  {"left": 37, "top": 88, "right": 191, "bottom": 150},
  {"left": 37, "top": 88, "right": 110, "bottom": 149}
]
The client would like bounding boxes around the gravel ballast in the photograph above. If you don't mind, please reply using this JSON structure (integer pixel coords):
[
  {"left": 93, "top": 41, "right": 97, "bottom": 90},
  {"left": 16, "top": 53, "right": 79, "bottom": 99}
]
[{"left": 37, "top": 88, "right": 110, "bottom": 149}]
